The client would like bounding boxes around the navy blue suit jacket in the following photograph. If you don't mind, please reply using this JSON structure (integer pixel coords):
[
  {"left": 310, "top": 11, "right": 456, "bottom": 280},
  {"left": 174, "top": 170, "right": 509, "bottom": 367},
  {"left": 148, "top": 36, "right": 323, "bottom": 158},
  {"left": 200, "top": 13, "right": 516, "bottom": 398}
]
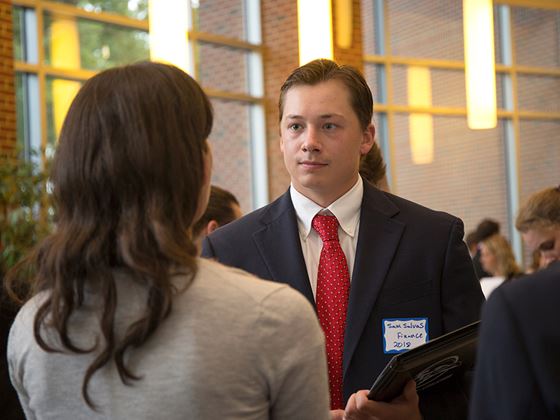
[
  {"left": 470, "top": 261, "right": 560, "bottom": 420},
  {"left": 202, "top": 182, "right": 484, "bottom": 418}
]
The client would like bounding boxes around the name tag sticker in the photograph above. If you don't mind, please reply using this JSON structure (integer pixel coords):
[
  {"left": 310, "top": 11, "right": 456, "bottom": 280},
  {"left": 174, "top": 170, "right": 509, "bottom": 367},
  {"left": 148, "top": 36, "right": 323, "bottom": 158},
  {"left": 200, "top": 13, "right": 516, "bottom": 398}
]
[{"left": 382, "top": 318, "right": 429, "bottom": 354}]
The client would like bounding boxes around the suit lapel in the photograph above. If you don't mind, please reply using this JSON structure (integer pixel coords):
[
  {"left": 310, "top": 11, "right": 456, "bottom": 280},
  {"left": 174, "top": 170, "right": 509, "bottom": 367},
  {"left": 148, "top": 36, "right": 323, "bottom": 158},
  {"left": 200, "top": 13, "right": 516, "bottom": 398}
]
[
  {"left": 343, "top": 185, "right": 405, "bottom": 375},
  {"left": 253, "top": 191, "right": 315, "bottom": 304}
]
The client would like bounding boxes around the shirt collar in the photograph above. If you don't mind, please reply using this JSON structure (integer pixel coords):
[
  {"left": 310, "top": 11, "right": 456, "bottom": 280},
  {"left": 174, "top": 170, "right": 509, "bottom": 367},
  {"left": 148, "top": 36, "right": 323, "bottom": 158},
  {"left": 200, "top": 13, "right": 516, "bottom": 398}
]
[{"left": 290, "top": 177, "right": 363, "bottom": 240}]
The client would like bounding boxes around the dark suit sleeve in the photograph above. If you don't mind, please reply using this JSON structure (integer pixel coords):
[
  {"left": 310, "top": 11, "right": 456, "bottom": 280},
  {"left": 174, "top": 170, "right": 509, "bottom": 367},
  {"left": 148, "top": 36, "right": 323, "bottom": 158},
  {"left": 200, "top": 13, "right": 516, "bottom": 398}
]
[
  {"left": 201, "top": 236, "right": 216, "bottom": 259},
  {"left": 441, "top": 218, "right": 484, "bottom": 332},
  {"left": 469, "top": 287, "right": 534, "bottom": 420}
]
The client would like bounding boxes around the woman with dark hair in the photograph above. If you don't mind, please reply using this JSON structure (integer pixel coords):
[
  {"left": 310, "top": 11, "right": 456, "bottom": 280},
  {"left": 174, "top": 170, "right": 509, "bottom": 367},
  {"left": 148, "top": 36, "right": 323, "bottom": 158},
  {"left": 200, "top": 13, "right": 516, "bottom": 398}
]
[{"left": 6, "top": 62, "right": 329, "bottom": 419}]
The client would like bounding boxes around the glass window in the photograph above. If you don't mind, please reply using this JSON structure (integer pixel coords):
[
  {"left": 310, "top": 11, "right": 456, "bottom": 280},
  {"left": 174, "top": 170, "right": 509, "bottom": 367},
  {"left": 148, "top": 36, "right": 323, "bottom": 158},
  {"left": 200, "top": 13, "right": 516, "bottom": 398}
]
[
  {"left": 192, "top": 0, "right": 246, "bottom": 40},
  {"left": 196, "top": 42, "right": 249, "bottom": 93},
  {"left": 15, "top": 73, "right": 27, "bottom": 149},
  {"left": 517, "top": 74, "right": 560, "bottom": 113},
  {"left": 49, "top": 0, "right": 148, "bottom": 20},
  {"left": 513, "top": 7, "right": 560, "bottom": 68},
  {"left": 388, "top": 0, "right": 463, "bottom": 60},
  {"left": 13, "top": 7, "right": 24, "bottom": 61},
  {"left": 361, "top": 0, "right": 377, "bottom": 55},
  {"left": 209, "top": 98, "right": 253, "bottom": 212},
  {"left": 364, "top": 63, "right": 385, "bottom": 104},
  {"left": 392, "top": 114, "right": 509, "bottom": 235},
  {"left": 43, "top": 13, "right": 149, "bottom": 71}
]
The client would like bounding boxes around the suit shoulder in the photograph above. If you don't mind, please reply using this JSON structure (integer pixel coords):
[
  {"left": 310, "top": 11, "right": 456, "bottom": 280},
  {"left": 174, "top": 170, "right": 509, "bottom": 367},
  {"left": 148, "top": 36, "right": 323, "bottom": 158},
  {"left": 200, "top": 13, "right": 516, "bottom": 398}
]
[
  {"left": 380, "top": 191, "right": 461, "bottom": 226},
  {"left": 497, "top": 262, "right": 560, "bottom": 306}
]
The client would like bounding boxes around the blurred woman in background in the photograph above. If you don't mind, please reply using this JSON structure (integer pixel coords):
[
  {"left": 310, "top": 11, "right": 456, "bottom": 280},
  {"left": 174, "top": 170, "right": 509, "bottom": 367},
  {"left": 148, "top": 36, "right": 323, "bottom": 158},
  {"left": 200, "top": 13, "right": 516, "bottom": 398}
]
[{"left": 479, "top": 234, "right": 523, "bottom": 298}]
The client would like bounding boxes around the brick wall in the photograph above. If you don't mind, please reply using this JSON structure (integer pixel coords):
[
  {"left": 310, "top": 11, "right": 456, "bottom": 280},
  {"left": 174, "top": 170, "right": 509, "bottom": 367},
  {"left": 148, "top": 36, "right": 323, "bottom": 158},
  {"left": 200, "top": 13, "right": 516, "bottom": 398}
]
[
  {"left": 0, "top": 2, "right": 16, "bottom": 154},
  {"left": 261, "top": 0, "right": 299, "bottom": 200}
]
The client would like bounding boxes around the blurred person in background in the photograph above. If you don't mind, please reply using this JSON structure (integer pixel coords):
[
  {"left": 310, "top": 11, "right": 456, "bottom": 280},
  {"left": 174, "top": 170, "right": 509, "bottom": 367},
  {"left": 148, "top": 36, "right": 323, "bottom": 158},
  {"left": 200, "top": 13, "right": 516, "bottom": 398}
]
[
  {"left": 478, "top": 234, "right": 523, "bottom": 298},
  {"left": 192, "top": 185, "right": 242, "bottom": 245},
  {"left": 516, "top": 186, "right": 560, "bottom": 268},
  {"left": 470, "top": 185, "right": 560, "bottom": 419},
  {"left": 471, "top": 218, "right": 501, "bottom": 279},
  {"left": 359, "top": 141, "right": 389, "bottom": 192},
  {"left": 5, "top": 62, "right": 330, "bottom": 420}
]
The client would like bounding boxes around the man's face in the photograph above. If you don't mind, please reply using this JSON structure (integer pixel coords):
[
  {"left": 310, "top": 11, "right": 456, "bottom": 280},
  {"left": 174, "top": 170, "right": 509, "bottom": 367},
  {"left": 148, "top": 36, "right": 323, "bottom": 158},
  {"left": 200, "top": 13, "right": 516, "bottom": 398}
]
[
  {"left": 521, "top": 226, "right": 560, "bottom": 267},
  {"left": 279, "top": 79, "right": 374, "bottom": 207}
]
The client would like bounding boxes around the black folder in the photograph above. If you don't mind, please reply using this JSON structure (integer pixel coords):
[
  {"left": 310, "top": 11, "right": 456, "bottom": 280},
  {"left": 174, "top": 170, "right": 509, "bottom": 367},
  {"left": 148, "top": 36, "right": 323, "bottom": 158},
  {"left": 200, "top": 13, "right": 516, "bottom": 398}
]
[{"left": 368, "top": 320, "right": 480, "bottom": 402}]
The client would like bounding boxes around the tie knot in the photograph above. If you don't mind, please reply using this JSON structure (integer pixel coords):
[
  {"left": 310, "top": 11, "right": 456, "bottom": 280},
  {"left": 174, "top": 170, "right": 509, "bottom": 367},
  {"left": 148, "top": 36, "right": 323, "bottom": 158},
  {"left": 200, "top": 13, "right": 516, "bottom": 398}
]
[{"left": 312, "top": 214, "right": 340, "bottom": 242}]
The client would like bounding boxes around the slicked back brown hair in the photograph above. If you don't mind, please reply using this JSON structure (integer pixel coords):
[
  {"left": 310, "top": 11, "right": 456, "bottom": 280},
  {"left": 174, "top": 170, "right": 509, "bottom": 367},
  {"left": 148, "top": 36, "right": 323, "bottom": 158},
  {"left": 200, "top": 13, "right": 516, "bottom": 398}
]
[
  {"left": 278, "top": 59, "right": 374, "bottom": 130},
  {"left": 6, "top": 61, "right": 213, "bottom": 409}
]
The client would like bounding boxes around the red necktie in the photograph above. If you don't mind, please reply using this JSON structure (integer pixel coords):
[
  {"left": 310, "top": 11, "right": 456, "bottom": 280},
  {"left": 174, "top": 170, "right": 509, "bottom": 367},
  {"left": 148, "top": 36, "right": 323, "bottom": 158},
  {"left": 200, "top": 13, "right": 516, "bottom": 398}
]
[{"left": 312, "top": 214, "right": 350, "bottom": 410}]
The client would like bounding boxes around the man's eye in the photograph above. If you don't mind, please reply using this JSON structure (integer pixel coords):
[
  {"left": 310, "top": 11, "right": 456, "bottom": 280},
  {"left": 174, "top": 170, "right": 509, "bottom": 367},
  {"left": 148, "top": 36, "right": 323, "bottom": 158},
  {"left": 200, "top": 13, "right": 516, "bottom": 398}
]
[
  {"left": 324, "top": 123, "right": 336, "bottom": 130},
  {"left": 540, "top": 240, "right": 555, "bottom": 251},
  {"left": 289, "top": 123, "right": 302, "bottom": 131}
]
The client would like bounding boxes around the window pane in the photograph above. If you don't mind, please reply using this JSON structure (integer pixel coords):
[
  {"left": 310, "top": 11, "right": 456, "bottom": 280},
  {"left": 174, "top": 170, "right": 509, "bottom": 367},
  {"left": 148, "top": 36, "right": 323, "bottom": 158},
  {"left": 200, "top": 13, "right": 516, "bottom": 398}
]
[
  {"left": 388, "top": 0, "right": 463, "bottom": 60},
  {"left": 196, "top": 42, "right": 248, "bottom": 93},
  {"left": 517, "top": 74, "right": 560, "bottom": 113},
  {"left": 49, "top": 0, "right": 148, "bottom": 20},
  {"left": 44, "top": 13, "right": 149, "bottom": 71},
  {"left": 361, "top": 0, "right": 377, "bottom": 55},
  {"left": 15, "top": 73, "right": 27, "bottom": 149},
  {"left": 193, "top": 0, "right": 246, "bottom": 40},
  {"left": 13, "top": 7, "right": 24, "bottom": 61},
  {"left": 513, "top": 7, "right": 560, "bottom": 68},
  {"left": 392, "top": 115, "right": 509, "bottom": 235},
  {"left": 364, "top": 63, "right": 385, "bottom": 104},
  {"left": 209, "top": 99, "right": 253, "bottom": 212}
]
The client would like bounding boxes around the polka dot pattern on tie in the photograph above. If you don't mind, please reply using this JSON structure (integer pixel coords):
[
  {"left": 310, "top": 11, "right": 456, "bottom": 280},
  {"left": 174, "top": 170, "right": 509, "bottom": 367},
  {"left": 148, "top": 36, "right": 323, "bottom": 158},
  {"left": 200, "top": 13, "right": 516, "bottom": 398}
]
[{"left": 312, "top": 214, "right": 350, "bottom": 410}]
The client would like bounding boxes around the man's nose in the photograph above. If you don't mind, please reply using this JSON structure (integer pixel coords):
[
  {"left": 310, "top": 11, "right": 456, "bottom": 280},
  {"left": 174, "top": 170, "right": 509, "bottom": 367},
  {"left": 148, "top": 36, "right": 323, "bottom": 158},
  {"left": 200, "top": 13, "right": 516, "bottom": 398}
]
[{"left": 301, "top": 127, "right": 322, "bottom": 152}]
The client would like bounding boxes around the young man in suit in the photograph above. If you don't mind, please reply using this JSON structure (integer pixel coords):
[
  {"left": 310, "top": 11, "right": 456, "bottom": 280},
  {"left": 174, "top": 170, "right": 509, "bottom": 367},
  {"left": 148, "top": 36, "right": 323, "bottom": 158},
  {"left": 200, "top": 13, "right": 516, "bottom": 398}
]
[{"left": 202, "top": 59, "right": 484, "bottom": 420}]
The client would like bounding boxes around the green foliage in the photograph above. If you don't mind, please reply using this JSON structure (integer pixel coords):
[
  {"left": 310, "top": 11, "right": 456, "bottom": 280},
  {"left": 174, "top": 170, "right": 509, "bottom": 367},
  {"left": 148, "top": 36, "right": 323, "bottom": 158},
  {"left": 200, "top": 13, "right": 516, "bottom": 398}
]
[{"left": 0, "top": 152, "right": 53, "bottom": 276}]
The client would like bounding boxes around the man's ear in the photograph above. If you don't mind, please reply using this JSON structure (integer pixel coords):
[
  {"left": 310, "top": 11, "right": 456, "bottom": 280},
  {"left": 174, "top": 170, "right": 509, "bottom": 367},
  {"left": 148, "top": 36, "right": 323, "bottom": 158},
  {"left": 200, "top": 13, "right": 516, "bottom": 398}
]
[
  {"left": 360, "top": 124, "right": 376, "bottom": 155},
  {"left": 206, "top": 220, "right": 220, "bottom": 234}
]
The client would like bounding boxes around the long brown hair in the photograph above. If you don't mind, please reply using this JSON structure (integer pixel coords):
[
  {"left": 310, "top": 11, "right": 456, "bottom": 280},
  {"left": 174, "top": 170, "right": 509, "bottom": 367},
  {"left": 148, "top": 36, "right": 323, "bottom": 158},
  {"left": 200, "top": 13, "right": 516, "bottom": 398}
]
[{"left": 5, "top": 62, "right": 213, "bottom": 408}]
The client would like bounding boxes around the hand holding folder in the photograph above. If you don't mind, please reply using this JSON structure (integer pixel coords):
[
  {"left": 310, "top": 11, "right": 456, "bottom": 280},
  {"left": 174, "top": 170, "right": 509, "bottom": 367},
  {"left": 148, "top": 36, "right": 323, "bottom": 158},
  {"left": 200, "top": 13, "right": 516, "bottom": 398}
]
[{"left": 368, "top": 321, "right": 480, "bottom": 402}]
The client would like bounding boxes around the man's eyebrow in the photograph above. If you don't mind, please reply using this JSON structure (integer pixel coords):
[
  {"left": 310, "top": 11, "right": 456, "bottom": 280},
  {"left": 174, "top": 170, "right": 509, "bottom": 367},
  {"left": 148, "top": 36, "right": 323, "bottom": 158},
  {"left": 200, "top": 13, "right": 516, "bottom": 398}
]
[{"left": 285, "top": 113, "right": 345, "bottom": 119}]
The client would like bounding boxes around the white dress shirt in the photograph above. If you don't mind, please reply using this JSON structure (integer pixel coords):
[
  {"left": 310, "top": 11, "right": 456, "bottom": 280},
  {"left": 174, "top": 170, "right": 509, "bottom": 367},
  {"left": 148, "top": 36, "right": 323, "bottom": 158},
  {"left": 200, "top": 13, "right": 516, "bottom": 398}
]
[{"left": 290, "top": 177, "right": 363, "bottom": 299}]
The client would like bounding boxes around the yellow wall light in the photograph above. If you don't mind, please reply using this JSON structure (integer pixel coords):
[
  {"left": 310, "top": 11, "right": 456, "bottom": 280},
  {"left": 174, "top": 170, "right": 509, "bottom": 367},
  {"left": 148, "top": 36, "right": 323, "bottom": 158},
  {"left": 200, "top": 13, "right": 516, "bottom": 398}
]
[
  {"left": 463, "top": 0, "right": 497, "bottom": 129},
  {"left": 297, "top": 0, "right": 333, "bottom": 65},
  {"left": 51, "top": 16, "right": 81, "bottom": 140},
  {"left": 408, "top": 66, "right": 434, "bottom": 165},
  {"left": 335, "top": 0, "right": 353, "bottom": 49},
  {"left": 148, "top": 0, "right": 190, "bottom": 73}
]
